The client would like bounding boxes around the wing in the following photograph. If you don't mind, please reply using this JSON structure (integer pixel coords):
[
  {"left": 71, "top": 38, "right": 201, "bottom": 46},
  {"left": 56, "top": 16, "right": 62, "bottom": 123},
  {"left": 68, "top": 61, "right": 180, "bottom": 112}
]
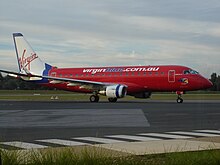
[
  {"left": 0, "top": 69, "right": 31, "bottom": 77},
  {"left": 0, "top": 69, "right": 113, "bottom": 90}
]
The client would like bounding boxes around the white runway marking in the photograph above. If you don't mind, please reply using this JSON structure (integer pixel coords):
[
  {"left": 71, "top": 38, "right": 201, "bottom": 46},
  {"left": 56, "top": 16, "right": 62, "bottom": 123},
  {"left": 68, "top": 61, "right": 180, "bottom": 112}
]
[
  {"left": 2, "top": 141, "right": 48, "bottom": 149},
  {"left": 167, "top": 131, "right": 220, "bottom": 137},
  {"left": 106, "top": 135, "right": 162, "bottom": 141},
  {"left": 194, "top": 130, "right": 220, "bottom": 134},
  {"left": 74, "top": 137, "right": 125, "bottom": 144},
  {"left": 138, "top": 133, "right": 193, "bottom": 139},
  {"left": 36, "top": 139, "right": 87, "bottom": 146},
  {"left": 2, "top": 129, "right": 220, "bottom": 150}
]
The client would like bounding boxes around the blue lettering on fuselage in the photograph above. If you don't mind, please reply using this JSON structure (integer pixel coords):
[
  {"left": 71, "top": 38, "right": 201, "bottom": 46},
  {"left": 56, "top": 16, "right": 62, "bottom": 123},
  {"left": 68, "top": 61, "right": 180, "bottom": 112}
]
[{"left": 106, "top": 68, "right": 124, "bottom": 72}]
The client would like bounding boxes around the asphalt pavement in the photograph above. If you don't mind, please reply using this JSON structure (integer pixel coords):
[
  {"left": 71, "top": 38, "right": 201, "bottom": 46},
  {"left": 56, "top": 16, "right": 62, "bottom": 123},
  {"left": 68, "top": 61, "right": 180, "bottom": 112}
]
[{"left": 0, "top": 100, "right": 219, "bottom": 142}]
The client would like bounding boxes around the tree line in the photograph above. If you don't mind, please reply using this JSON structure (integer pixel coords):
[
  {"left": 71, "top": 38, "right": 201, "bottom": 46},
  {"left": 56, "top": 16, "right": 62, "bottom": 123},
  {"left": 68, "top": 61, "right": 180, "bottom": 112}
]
[
  {"left": 0, "top": 72, "right": 219, "bottom": 91},
  {"left": 0, "top": 73, "right": 49, "bottom": 90},
  {"left": 209, "top": 73, "right": 220, "bottom": 91}
]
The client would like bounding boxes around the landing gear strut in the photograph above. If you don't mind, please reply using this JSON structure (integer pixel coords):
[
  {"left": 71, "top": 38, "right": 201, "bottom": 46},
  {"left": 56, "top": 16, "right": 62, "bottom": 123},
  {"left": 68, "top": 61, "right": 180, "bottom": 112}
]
[
  {"left": 90, "top": 95, "right": 99, "bottom": 102},
  {"left": 177, "top": 96, "right": 183, "bottom": 103},
  {"left": 176, "top": 91, "right": 183, "bottom": 103}
]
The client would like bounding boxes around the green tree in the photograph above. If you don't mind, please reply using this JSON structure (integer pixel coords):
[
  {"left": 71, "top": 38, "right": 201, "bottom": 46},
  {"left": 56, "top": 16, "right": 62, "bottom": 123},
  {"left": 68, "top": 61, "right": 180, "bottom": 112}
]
[
  {"left": 210, "top": 73, "right": 217, "bottom": 91},
  {"left": 2, "top": 77, "right": 18, "bottom": 89},
  {"left": 0, "top": 73, "right": 3, "bottom": 89},
  {"left": 217, "top": 75, "right": 220, "bottom": 91}
]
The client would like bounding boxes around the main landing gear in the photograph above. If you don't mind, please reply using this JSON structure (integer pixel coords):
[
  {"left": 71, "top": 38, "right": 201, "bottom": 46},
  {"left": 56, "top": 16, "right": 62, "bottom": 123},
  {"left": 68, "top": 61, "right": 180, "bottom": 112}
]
[
  {"left": 89, "top": 95, "right": 99, "bottom": 102},
  {"left": 176, "top": 91, "right": 184, "bottom": 103},
  {"left": 89, "top": 95, "right": 118, "bottom": 103}
]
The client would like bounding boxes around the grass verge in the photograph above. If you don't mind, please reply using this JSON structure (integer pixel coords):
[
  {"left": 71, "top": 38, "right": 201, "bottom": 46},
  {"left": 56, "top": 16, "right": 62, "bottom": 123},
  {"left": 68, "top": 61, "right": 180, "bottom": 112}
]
[
  {"left": 0, "top": 147, "right": 220, "bottom": 165},
  {"left": 0, "top": 90, "right": 220, "bottom": 101}
]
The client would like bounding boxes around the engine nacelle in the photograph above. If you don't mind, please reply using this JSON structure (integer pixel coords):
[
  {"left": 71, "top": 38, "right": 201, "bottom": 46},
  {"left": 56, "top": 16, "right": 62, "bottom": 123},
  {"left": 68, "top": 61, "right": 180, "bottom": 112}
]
[{"left": 100, "top": 85, "right": 127, "bottom": 98}]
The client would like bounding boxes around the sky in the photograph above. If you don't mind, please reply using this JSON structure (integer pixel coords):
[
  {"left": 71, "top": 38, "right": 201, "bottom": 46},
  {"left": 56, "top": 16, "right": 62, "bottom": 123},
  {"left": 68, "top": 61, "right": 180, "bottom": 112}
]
[{"left": 0, "top": 0, "right": 220, "bottom": 77}]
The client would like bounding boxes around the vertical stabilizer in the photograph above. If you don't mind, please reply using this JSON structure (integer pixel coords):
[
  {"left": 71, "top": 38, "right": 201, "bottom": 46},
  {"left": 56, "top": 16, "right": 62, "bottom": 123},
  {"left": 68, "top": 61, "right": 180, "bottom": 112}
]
[{"left": 13, "top": 33, "right": 52, "bottom": 80}]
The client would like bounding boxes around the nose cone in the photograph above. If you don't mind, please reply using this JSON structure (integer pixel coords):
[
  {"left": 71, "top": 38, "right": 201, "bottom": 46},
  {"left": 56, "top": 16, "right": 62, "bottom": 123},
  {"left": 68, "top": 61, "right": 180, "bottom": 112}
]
[{"left": 204, "top": 78, "right": 213, "bottom": 89}]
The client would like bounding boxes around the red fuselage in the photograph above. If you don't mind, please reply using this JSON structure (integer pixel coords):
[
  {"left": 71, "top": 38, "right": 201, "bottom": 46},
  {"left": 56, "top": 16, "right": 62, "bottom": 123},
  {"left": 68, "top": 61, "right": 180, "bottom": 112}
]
[{"left": 43, "top": 65, "right": 212, "bottom": 95}]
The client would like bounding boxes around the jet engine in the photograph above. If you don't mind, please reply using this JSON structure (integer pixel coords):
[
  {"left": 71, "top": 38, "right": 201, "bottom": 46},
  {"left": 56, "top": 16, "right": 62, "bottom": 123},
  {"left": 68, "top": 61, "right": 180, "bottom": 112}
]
[{"left": 99, "top": 84, "right": 127, "bottom": 98}]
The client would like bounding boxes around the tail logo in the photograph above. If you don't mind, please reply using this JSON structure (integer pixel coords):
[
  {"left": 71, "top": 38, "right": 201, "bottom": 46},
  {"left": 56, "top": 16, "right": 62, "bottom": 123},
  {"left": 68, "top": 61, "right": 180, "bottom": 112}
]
[{"left": 18, "top": 49, "right": 38, "bottom": 71}]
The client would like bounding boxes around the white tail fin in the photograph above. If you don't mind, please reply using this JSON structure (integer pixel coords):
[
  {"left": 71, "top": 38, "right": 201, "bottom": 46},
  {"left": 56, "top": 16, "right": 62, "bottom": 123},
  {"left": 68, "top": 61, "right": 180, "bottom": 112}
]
[{"left": 13, "top": 33, "right": 52, "bottom": 80}]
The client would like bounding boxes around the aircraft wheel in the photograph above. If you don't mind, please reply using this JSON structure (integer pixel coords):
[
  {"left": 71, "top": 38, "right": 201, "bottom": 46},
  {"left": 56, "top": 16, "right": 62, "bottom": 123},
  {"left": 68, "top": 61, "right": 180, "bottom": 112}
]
[
  {"left": 90, "top": 95, "right": 99, "bottom": 102},
  {"left": 177, "top": 98, "right": 183, "bottom": 103},
  {"left": 108, "top": 98, "right": 117, "bottom": 102}
]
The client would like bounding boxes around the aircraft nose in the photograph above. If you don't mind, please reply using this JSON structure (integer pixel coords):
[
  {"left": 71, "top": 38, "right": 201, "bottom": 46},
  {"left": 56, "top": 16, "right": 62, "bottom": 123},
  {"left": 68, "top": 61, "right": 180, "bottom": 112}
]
[{"left": 204, "top": 78, "right": 213, "bottom": 89}]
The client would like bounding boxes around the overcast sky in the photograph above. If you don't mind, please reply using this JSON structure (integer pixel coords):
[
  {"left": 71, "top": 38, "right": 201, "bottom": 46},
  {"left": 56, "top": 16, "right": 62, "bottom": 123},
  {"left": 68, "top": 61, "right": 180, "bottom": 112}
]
[{"left": 1, "top": 0, "right": 220, "bottom": 77}]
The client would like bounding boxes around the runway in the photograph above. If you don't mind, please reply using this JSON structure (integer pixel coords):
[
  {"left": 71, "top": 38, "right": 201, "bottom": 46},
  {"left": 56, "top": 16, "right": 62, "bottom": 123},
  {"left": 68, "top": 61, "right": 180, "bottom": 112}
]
[{"left": 0, "top": 100, "right": 220, "bottom": 150}]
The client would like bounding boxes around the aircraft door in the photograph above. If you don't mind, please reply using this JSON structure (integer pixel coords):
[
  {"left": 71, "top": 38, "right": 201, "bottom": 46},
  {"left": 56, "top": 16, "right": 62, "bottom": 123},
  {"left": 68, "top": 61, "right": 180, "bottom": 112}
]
[{"left": 168, "top": 70, "right": 175, "bottom": 83}]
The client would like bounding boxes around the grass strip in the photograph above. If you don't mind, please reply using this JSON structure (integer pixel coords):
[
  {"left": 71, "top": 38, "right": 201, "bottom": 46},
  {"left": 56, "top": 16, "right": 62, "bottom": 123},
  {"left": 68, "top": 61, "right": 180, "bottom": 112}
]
[
  {"left": 0, "top": 147, "right": 220, "bottom": 165},
  {"left": 0, "top": 90, "right": 220, "bottom": 101}
]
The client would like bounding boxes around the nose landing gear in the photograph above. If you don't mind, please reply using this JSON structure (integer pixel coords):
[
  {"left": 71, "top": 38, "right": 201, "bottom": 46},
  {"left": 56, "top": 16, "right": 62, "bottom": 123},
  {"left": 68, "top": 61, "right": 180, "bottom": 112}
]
[
  {"left": 177, "top": 96, "right": 183, "bottom": 103},
  {"left": 176, "top": 91, "right": 184, "bottom": 103}
]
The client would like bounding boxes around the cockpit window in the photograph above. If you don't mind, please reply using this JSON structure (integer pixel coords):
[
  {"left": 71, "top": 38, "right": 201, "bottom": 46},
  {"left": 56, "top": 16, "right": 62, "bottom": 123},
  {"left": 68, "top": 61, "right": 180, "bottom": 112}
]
[
  {"left": 190, "top": 70, "right": 199, "bottom": 74},
  {"left": 184, "top": 69, "right": 199, "bottom": 75},
  {"left": 184, "top": 70, "right": 190, "bottom": 74}
]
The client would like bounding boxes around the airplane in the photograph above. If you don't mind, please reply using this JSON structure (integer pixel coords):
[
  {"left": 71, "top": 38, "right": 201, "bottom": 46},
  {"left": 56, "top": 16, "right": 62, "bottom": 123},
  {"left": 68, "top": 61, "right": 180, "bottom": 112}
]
[{"left": 0, "top": 33, "right": 213, "bottom": 103}]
